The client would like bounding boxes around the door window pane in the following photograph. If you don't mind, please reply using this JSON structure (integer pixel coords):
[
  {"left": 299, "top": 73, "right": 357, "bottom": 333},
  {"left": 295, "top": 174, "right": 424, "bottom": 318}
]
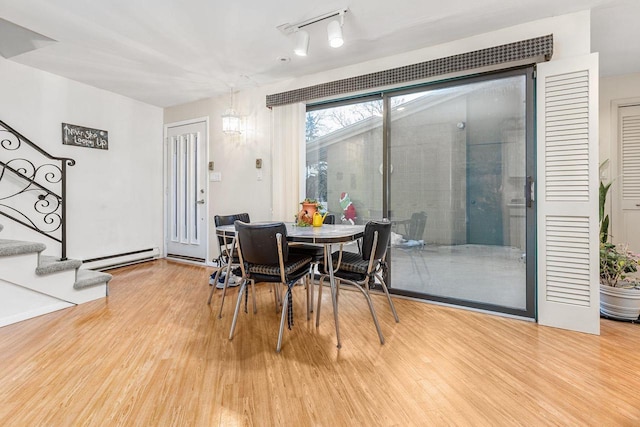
[
  {"left": 305, "top": 100, "right": 383, "bottom": 223},
  {"left": 388, "top": 76, "right": 527, "bottom": 310}
]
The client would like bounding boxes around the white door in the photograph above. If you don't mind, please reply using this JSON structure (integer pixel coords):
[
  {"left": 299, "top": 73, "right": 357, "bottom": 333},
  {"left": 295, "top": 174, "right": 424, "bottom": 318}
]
[
  {"left": 617, "top": 105, "right": 640, "bottom": 252},
  {"left": 165, "top": 120, "right": 208, "bottom": 261},
  {"left": 536, "top": 53, "right": 600, "bottom": 335}
]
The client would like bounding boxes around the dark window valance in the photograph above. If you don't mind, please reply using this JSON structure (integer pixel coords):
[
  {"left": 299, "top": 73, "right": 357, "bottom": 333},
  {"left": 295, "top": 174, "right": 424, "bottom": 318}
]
[{"left": 266, "top": 34, "right": 553, "bottom": 108}]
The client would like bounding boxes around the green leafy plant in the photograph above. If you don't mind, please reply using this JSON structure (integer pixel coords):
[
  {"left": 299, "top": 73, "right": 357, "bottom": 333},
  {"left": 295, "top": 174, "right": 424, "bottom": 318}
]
[
  {"left": 600, "top": 242, "right": 639, "bottom": 288},
  {"left": 300, "top": 198, "right": 320, "bottom": 205},
  {"left": 599, "top": 181, "right": 612, "bottom": 244}
]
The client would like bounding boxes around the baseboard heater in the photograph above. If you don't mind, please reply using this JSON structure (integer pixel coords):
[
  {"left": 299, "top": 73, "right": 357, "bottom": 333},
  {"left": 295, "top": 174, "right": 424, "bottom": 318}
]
[
  {"left": 165, "top": 253, "right": 206, "bottom": 263},
  {"left": 82, "top": 247, "right": 160, "bottom": 271}
]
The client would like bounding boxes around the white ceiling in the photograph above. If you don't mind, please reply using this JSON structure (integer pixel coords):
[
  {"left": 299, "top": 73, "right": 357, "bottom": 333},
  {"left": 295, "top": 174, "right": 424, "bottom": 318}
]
[{"left": 0, "top": 0, "right": 638, "bottom": 107}]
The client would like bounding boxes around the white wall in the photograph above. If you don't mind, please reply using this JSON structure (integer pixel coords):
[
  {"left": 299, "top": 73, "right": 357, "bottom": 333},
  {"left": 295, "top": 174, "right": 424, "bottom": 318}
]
[
  {"left": 0, "top": 57, "right": 164, "bottom": 260},
  {"left": 164, "top": 86, "right": 274, "bottom": 259},
  {"left": 164, "top": 11, "right": 591, "bottom": 260}
]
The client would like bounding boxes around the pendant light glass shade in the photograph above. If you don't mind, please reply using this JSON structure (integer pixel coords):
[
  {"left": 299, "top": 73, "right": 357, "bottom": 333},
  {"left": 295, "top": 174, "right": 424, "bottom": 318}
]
[
  {"left": 222, "top": 109, "right": 241, "bottom": 134},
  {"left": 222, "top": 87, "right": 241, "bottom": 135}
]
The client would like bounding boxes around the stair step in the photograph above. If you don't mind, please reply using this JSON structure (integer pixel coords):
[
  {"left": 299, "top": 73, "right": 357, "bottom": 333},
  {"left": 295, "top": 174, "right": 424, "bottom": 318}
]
[
  {"left": 36, "top": 255, "right": 83, "bottom": 275},
  {"left": 0, "top": 239, "right": 46, "bottom": 256},
  {"left": 75, "top": 269, "right": 112, "bottom": 290}
]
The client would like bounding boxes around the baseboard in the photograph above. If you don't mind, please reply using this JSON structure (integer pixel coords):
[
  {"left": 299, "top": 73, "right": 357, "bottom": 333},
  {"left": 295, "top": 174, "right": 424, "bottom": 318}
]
[
  {"left": 166, "top": 253, "right": 206, "bottom": 263},
  {"left": 0, "top": 301, "right": 73, "bottom": 328},
  {"left": 82, "top": 247, "right": 160, "bottom": 271}
]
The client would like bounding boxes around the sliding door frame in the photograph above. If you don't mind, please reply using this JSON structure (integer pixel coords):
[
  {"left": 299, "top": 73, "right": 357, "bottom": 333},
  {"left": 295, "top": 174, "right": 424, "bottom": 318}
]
[{"left": 307, "top": 66, "right": 537, "bottom": 319}]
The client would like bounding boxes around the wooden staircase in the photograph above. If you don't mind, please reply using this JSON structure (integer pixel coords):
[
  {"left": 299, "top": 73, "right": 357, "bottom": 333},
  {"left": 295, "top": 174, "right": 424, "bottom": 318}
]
[{"left": 0, "top": 224, "right": 111, "bottom": 327}]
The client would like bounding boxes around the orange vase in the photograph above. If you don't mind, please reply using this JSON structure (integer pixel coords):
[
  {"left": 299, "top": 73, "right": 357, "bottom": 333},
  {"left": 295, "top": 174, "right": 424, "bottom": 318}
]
[
  {"left": 301, "top": 203, "right": 317, "bottom": 225},
  {"left": 302, "top": 203, "right": 317, "bottom": 216}
]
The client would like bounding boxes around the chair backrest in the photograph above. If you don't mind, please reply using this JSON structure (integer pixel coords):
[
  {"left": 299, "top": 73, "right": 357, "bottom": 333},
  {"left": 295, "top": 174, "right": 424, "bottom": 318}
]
[
  {"left": 324, "top": 213, "right": 335, "bottom": 224},
  {"left": 235, "top": 221, "right": 288, "bottom": 265},
  {"left": 215, "top": 213, "right": 250, "bottom": 246},
  {"left": 362, "top": 220, "right": 391, "bottom": 261},
  {"left": 407, "top": 211, "right": 427, "bottom": 240}
]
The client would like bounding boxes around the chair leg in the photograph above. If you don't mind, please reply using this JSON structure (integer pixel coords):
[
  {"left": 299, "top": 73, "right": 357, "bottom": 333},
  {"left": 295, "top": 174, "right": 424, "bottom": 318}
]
[
  {"left": 217, "top": 268, "right": 233, "bottom": 319},
  {"left": 251, "top": 279, "right": 257, "bottom": 314},
  {"left": 375, "top": 272, "right": 399, "bottom": 323},
  {"left": 229, "top": 280, "right": 247, "bottom": 340},
  {"left": 207, "top": 268, "right": 222, "bottom": 305},
  {"left": 306, "top": 275, "right": 311, "bottom": 321},
  {"left": 276, "top": 286, "right": 290, "bottom": 353},
  {"left": 330, "top": 277, "right": 342, "bottom": 349},
  {"left": 315, "top": 275, "right": 326, "bottom": 328},
  {"left": 308, "top": 264, "right": 315, "bottom": 313},
  {"left": 348, "top": 279, "right": 385, "bottom": 345}
]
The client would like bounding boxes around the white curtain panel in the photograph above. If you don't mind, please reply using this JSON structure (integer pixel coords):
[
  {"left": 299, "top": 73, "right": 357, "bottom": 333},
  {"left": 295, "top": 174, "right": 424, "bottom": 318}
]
[{"left": 271, "top": 103, "right": 305, "bottom": 221}]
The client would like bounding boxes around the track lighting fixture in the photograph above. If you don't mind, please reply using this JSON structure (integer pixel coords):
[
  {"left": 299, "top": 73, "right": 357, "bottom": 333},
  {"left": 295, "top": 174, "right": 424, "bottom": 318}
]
[
  {"left": 277, "top": 8, "right": 348, "bottom": 57},
  {"left": 294, "top": 30, "right": 309, "bottom": 56},
  {"left": 327, "top": 12, "right": 344, "bottom": 48}
]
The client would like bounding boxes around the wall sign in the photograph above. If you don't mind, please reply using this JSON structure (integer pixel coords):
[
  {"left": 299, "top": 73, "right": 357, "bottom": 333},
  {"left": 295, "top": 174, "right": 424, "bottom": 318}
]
[{"left": 62, "top": 123, "right": 108, "bottom": 150}]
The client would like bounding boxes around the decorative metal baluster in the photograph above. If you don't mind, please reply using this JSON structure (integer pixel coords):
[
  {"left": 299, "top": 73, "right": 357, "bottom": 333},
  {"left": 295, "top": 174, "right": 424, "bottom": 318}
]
[{"left": 0, "top": 120, "right": 75, "bottom": 261}]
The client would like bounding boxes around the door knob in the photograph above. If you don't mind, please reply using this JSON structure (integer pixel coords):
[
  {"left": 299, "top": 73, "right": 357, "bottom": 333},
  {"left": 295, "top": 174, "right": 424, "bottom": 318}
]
[{"left": 196, "top": 199, "right": 205, "bottom": 204}]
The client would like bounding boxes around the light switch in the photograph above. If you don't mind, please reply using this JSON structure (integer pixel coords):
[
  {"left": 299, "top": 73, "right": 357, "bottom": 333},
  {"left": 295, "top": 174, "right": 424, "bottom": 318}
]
[{"left": 210, "top": 172, "right": 222, "bottom": 182}]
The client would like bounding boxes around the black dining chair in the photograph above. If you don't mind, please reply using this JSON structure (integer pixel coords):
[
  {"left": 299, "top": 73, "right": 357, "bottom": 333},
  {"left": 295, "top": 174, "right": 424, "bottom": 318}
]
[
  {"left": 288, "top": 213, "right": 335, "bottom": 319},
  {"left": 208, "top": 212, "right": 250, "bottom": 318},
  {"left": 229, "top": 221, "right": 312, "bottom": 353},
  {"left": 317, "top": 220, "right": 399, "bottom": 345}
]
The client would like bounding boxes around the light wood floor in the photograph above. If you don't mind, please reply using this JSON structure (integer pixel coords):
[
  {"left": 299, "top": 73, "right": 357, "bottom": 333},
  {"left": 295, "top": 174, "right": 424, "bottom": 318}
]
[{"left": 1, "top": 259, "right": 639, "bottom": 426}]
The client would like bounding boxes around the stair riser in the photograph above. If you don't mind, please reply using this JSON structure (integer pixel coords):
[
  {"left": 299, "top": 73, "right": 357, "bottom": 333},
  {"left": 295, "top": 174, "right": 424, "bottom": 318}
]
[
  {"left": 0, "top": 253, "right": 103, "bottom": 304},
  {"left": 72, "top": 283, "right": 108, "bottom": 304}
]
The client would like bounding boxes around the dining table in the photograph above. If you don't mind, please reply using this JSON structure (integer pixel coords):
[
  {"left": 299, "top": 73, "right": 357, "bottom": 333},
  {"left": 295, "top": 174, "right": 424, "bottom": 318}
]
[{"left": 214, "top": 221, "right": 365, "bottom": 348}]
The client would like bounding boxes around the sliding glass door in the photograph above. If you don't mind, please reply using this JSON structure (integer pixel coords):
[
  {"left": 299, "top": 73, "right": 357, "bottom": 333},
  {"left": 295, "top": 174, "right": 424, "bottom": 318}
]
[
  {"left": 386, "top": 70, "right": 534, "bottom": 315},
  {"left": 305, "top": 68, "right": 535, "bottom": 317}
]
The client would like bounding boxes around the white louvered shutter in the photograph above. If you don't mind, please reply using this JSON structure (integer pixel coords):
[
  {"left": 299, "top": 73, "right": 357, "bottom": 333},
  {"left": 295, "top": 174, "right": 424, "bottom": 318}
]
[
  {"left": 620, "top": 106, "right": 640, "bottom": 210},
  {"left": 617, "top": 105, "right": 640, "bottom": 254},
  {"left": 537, "top": 53, "right": 600, "bottom": 335}
]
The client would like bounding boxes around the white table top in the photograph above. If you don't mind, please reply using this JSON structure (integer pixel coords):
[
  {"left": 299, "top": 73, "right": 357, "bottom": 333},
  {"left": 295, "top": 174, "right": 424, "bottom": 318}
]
[{"left": 215, "top": 222, "right": 364, "bottom": 244}]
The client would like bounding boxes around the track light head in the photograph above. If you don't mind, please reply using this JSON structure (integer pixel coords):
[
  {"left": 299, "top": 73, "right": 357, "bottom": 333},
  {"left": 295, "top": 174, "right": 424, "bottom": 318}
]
[
  {"left": 327, "top": 19, "right": 343, "bottom": 48},
  {"left": 278, "top": 8, "right": 348, "bottom": 55},
  {"left": 294, "top": 30, "right": 309, "bottom": 56}
]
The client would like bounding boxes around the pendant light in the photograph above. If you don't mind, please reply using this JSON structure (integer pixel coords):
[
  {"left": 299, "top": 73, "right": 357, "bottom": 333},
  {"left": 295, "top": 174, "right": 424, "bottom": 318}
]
[{"left": 222, "top": 85, "right": 241, "bottom": 135}]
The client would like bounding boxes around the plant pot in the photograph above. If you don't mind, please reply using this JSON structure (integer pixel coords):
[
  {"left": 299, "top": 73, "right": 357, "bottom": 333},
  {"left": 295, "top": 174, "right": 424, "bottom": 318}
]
[
  {"left": 600, "top": 283, "right": 640, "bottom": 321},
  {"left": 301, "top": 203, "right": 318, "bottom": 217}
]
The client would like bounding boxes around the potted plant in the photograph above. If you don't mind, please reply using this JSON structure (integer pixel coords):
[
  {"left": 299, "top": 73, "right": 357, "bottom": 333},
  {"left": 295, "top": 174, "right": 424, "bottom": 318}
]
[
  {"left": 300, "top": 198, "right": 320, "bottom": 216},
  {"left": 599, "top": 181, "right": 640, "bottom": 321},
  {"left": 296, "top": 198, "right": 322, "bottom": 226}
]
